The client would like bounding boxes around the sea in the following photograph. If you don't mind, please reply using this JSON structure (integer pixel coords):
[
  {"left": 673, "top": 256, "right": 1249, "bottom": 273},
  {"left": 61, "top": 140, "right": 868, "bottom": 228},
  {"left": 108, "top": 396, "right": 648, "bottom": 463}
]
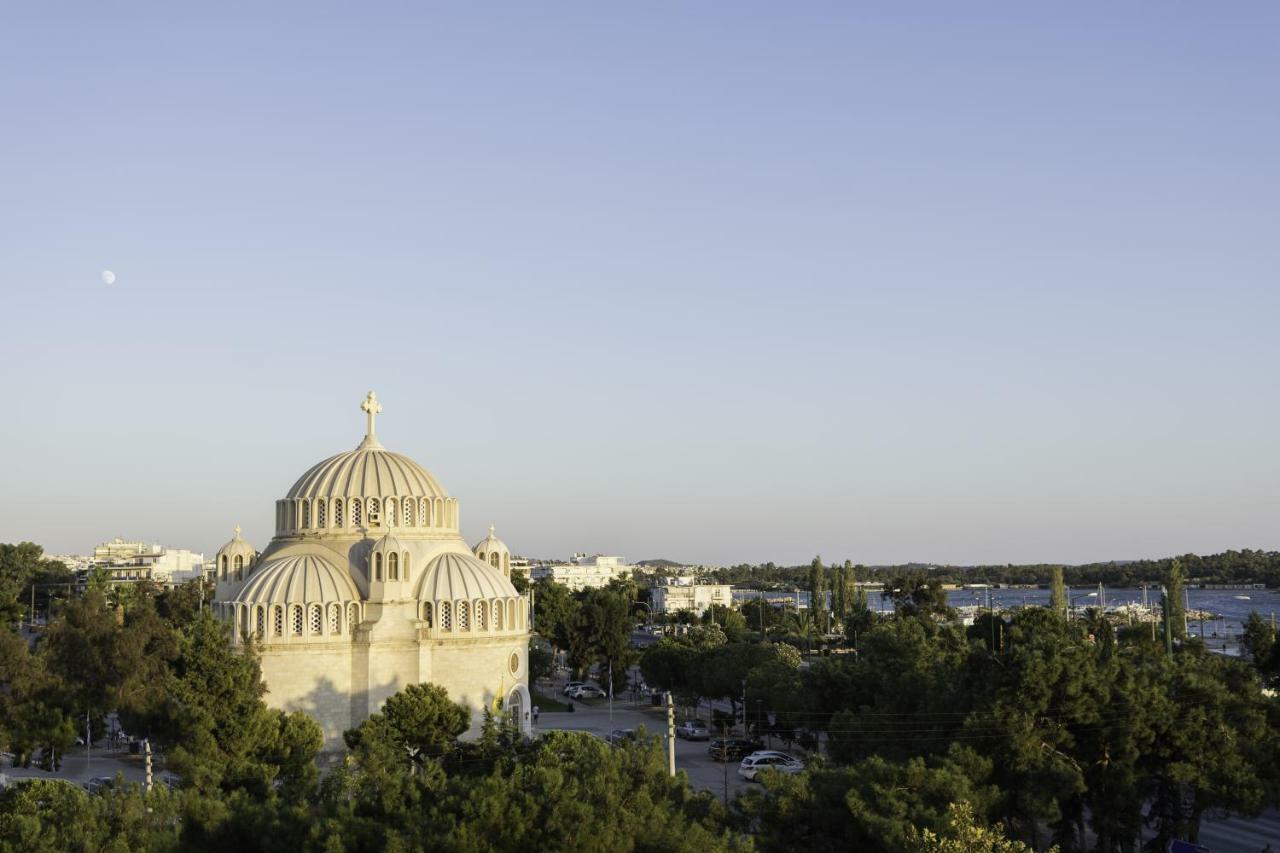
[{"left": 732, "top": 586, "right": 1279, "bottom": 642}]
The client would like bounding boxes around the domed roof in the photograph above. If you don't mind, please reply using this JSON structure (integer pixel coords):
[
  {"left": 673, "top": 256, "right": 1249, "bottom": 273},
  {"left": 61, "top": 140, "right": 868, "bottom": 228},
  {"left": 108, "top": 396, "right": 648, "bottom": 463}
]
[
  {"left": 217, "top": 525, "right": 256, "bottom": 558},
  {"left": 473, "top": 524, "right": 509, "bottom": 555},
  {"left": 233, "top": 553, "right": 361, "bottom": 605},
  {"left": 372, "top": 528, "right": 406, "bottom": 554},
  {"left": 415, "top": 551, "right": 517, "bottom": 602},
  {"left": 284, "top": 392, "right": 449, "bottom": 501}
]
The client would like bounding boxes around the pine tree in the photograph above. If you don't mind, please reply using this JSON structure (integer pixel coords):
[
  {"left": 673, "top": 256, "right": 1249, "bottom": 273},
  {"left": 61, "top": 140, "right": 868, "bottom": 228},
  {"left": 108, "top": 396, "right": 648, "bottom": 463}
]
[
  {"left": 1049, "top": 566, "right": 1067, "bottom": 618},
  {"left": 1166, "top": 559, "right": 1186, "bottom": 640},
  {"left": 808, "top": 556, "right": 827, "bottom": 634}
]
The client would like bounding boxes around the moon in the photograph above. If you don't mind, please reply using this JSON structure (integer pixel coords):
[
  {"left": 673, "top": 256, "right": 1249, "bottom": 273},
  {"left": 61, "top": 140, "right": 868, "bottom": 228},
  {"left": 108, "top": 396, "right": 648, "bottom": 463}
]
[{"left": 101, "top": 270, "right": 116, "bottom": 285}]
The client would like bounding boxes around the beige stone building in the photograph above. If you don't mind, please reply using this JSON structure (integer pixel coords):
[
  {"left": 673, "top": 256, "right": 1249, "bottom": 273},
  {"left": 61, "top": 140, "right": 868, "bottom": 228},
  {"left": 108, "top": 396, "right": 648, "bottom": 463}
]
[{"left": 212, "top": 392, "right": 530, "bottom": 750}]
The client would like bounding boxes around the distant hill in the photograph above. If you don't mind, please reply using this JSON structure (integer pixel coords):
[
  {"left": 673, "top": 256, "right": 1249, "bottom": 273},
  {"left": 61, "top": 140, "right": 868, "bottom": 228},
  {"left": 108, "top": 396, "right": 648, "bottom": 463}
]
[{"left": 637, "top": 559, "right": 685, "bottom": 569}]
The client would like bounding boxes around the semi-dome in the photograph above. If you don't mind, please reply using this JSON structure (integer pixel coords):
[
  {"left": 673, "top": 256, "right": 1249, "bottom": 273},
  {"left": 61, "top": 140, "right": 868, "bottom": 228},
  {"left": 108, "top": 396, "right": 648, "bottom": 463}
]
[
  {"left": 234, "top": 553, "right": 361, "bottom": 606},
  {"left": 416, "top": 551, "right": 518, "bottom": 602}
]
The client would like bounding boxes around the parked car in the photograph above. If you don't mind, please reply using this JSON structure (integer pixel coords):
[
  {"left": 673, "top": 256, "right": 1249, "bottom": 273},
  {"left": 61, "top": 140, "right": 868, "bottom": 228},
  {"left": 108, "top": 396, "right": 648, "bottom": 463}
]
[
  {"left": 675, "top": 720, "right": 710, "bottom": 741},
  {"left": 562, "top": 681, "right": 587, "bottom": 695},
  {"left": 83, "top": 776, "right": 116, "bottom": 794},
  {"left": 569, "top": 685, "right": 607, "bottom": 700},
  {"left": 738, "top": 753, "right": 804, "bottom": 781},
  {"left": 708, "top": 737, "right": 764, "bottom": 762},
  {"left": 605, "top": 728, "right": 638, "bottom": 746}
]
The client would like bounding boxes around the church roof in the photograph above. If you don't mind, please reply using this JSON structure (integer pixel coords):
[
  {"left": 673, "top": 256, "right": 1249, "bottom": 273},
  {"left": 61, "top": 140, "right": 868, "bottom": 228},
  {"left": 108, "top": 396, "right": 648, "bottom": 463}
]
[
  {"left": 472, "top": 524, "right": 509, "bottom": 555},
  {"left": 284, "top": 392, "right": 449, "bottom": 501},
  {"left": 233, "top": 552, "right": 361, "bottom": 605},
  {"left": 416, "top": 551, "right": 517, "bottom": 602}
]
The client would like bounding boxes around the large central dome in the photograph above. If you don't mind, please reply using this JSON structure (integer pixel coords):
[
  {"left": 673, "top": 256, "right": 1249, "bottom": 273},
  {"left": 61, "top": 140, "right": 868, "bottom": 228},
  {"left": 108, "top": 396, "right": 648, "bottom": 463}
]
[
  {"left": 272, "top": 392, "right": 460, "bottom": 535},
  {"left": 286, "top": 447, "right": 447, "bottom": 500}
]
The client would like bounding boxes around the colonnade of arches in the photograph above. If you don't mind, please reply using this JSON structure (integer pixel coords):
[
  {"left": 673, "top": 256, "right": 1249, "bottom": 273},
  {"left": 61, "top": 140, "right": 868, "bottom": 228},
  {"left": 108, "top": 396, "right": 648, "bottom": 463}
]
[
  {"left": 371, "top": 550, "right": 410, "bottom": 582},
  {"left": 219, "top": 553, "right": 253, "bottom": 583},
  {"left": 418, "top": 596, "right": 525, "bottom": 636},
  {"left": 475, "top": 550, "right": 511, "bottom": 575},
  {"left": 219, "top": 600, "right": 364, "bottom": 644},
  {"left": 275, "top": 496, "right": 458, "bottom": 535}
]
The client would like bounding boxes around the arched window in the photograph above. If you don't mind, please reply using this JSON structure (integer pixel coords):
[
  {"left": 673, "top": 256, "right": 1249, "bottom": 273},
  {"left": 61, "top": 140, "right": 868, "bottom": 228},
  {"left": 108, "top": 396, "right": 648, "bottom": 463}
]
[
  {"left": 503, "top": 554, "right": 510, "bottom": 575},
  {"left": 241, "top": 607, "right": 250, "bottom": 639},
  {"left": 422, "top": 602, "right": 432, "bottom": 627},
  {"left": 352, "top": 499, "right": 362, "bottom": 526},
  {"left": 507, "top": 599, "right": 515, "bottom": 629},
  {"left": 329, "top": 604, "right": 340, "bottom": 635},
  {"left": 301, "top": 500, "right": 311, "bottom": 528},
  {"left": 347, "top": 603, "right": 358, "bottom": 632},
  {"left": 367, "top": 498, "right": 380, "bottom": 526},
  {"left": 490, "top": 553, "right": 499, "bottom": 568},
  {"left": 292, "top": 605, "right": 304, "bottom": 636},
  {"left": 374, "top": 552, "right": 383, "bottom": 582},
  {"left": 234, "top": 554, "right": 244, "bottom": 582},
  {"left": 434, "top": 498, "right": 443, "bottom": 528},
  {"left": 333, "top": 499, "right": 343, "bottom": 528},
  {"left": 458, "top": 601, "right": 469, "bottom": 631},
  {"left": 256, "top": 607, "right": 265, "bottom": 637},
  {"left": 402, "top": 553, "right": 410, "bottom": 582},
  {"left": 310, "top": 604, "right": 322, "bottom": 635},
  {"left": 421, "top": 498, "right": 430, "bottom": 527},
  {"left": 440, "top": 602, "right": 452, "bottom": 631},
  {"left": 316, "top": 499, "right": 326, "bottom": 529},
  {"left": 475, "top": 599, "right": 486, "bottom": 631},
  {"left": 494, "top": 600, "right": 503, "bottom": 630},
  {"left": 385, "top": 498, "right": 396, "bottom": 526},
  {"left": 404, "top": 500, "right": 414, "bottom": 527},
  {"left": 388, "top": 552, "right": 399, "bottom": 581},
  {"left": 220, "top": 555, "right": 228, "bottom": 579},
  {"left": 273, "top": 606, "right": 284, "bottom": 637}
]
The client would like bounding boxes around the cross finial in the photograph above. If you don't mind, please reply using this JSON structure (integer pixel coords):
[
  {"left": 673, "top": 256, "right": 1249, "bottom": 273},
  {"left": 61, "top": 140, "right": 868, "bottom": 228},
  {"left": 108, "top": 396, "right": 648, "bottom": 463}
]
[
  {"left": 234, "top": 524, "right": 241, "bottom": 539},
  {"left": 489, "top": 524, "right": 496, "bottom": 537},
  {"left": 360, "top": 391, "right": 382, "bottom": 443}
]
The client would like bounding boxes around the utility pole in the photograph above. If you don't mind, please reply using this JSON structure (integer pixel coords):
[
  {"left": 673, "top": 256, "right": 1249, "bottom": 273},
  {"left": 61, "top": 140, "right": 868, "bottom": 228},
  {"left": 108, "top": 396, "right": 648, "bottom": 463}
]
[
  {"left": 1160, "top": 586, "right": 1174, "bottom": 657},
  {"left": 666, "top": 692, "right": 676, "bottom": 777},
  {"left": 144, "top": 740, "right": 153, "bottom": 794}
]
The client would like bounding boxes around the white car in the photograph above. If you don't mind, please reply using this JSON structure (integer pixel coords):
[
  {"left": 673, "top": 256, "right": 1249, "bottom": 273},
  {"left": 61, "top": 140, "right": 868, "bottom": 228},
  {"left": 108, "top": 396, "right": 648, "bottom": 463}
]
[
  {"left": 562, "top": 681, "right": 587, "bottom": 696},
  {"left": 569, "top": 685, "right": 607, "bottom": 700},
  {"left": 738, "top": 753, "right": 804, "bottom": 781}
]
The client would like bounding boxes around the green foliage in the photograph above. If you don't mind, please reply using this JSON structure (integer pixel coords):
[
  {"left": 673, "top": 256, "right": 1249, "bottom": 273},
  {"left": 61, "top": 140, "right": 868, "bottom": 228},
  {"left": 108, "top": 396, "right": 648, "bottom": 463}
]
[
  {"left": 0, "top": 542, "right": 71, "bottom": 624},
  {"left": 906, "top": 801, "right": 1047, "bottom": 853},
  {"left": 528, "top": 637, "right": 554, "bottom": 682},
  {"left": 1049, "top": 566, "right": 1067, "bottom": 617},
  {"left": 1165, "top": 559, "right": 1186, "bottom": 640},
  {"left": 344, "top": 682, "right": 470, "bottom": 774}
]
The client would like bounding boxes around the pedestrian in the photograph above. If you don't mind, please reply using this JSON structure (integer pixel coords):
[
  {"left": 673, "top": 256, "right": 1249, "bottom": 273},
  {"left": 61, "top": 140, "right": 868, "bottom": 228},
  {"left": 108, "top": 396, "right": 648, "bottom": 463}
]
[
  {"left": 532, "top": 705, "right": 540, "bottom": 726},
  {"left": 567, "top": 701, "right": 575, "bottom": 713}
]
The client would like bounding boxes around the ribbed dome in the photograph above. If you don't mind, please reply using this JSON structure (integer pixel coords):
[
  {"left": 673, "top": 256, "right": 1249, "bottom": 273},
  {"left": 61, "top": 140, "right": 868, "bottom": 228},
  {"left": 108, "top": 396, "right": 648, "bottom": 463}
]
[
  {"left": 217, "top": 526, "right": 257, "bottom": 561},
  {"left": 416, "top": 552, "right": 517, "bottom": 602},
  {"left": 286, "top": 446, "right": 448, "bottom": 500},
  {"left": 234, "top": 553, "right": 361, "bottom": 605}
]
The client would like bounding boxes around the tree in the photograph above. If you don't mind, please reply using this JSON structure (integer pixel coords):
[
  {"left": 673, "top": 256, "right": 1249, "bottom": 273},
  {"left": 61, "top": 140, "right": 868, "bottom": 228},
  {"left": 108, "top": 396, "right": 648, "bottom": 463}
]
[
  {"left": 703, "top": 604, "right": 747, "bottom": 642},
  {"left": 808, "top": 556, "right": 827, "bottom": 634},
  {"left": 0, "top": 542, "right": 70, "bottom": 624},
  {"left": 345, "top": 682, "right": 470, "bottom": 774},
  {"left": 528, "top": 638, "right": 554, "bottom": 683},
  {"left": 1166, "top": 558, "right": 1186, "bottom": 640},
  {"left": 530, "top": 579, "right": 577, "bottom": 657},
  {"left": 1049, "top": 566, "right": 1067, "bottom": 618},
  {"left": 1241, "top": 611, "right": 1277, "bottom": 685},
  {"left": 906, "top": 801, "right": 1047, "bottom": 853}
]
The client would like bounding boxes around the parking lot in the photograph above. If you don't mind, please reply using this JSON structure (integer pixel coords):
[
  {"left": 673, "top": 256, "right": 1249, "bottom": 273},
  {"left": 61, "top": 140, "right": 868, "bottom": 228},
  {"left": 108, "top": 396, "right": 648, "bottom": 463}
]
[{"left": 536, "top": 675, "right": 785, "bottom": 802}]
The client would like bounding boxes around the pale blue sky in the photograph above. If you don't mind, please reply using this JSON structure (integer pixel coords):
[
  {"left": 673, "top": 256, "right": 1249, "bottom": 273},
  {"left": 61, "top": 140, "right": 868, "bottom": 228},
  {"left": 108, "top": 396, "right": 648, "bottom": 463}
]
[{"left": 2, "top": 4, "right": 1278, "bottom": 565}]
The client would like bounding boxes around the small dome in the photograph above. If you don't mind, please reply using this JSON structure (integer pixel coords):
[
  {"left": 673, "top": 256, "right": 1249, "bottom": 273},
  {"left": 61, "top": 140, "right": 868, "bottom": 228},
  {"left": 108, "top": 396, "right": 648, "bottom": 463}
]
[
  {"left": 217, "top": 525, "right": 256, "bottom": 561},
  {"left": 372, "top": 528, "right": 406, "bottom": 555},
  {"left": 472, "top": 524, "right": 509, "bottom": 555},
  {"left": 416, "top": 552, "right": 517, "bottom": 602},
  {"left": 234, "top": 553, "right": 361, "bottom": 606}
]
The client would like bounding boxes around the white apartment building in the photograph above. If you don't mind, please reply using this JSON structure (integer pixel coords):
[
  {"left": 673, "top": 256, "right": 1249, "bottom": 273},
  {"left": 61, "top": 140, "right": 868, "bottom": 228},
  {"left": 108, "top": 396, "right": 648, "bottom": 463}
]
[
  {"left": 650, "top": 583, "right": 734, "bottom": 615},
  {"left": 532, "top": 554, "right": 635, "bottom": 591},
  {"left": 90, "top": 538, "right": 206, "bottom": 584}
]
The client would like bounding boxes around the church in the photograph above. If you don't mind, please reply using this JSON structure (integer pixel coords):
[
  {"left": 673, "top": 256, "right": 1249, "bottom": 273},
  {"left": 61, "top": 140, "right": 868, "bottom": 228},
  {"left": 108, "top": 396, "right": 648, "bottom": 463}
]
[{"left": 212, "top": 392, "right": 530, "bottom": 749}]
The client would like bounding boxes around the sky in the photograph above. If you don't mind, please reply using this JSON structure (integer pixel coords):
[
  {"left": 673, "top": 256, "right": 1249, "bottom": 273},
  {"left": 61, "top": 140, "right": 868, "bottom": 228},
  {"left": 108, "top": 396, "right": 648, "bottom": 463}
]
[{"left": 1, "top": 3, "right": 1278, "bottom": 567}]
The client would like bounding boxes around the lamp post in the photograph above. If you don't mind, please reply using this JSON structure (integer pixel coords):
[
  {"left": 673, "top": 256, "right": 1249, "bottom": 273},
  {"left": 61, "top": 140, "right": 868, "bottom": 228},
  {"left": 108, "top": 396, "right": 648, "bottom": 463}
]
[{"left": 1068, "top": 591, "right": 1098, "bottom": 621}]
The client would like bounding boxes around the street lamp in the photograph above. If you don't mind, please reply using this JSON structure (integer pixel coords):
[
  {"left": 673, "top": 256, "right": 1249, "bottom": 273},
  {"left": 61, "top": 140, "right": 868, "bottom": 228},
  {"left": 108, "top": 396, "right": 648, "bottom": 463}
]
[{"left": 1067, "top": 591, "right": 1098, "bottom": 621}]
